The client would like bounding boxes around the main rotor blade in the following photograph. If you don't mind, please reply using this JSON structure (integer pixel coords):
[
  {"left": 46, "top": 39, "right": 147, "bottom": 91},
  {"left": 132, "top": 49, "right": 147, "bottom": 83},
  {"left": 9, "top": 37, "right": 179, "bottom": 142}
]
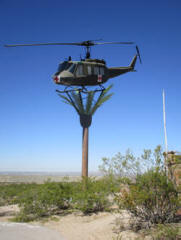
[
  {"left": 94, "top": 41, "right": 134, "bottom": 45},
  {"left": 4, "top": 42, "right": 83, "bottom": 47},
  {"left": 5, "top": 41, "right": 134, "bottom": 47}
]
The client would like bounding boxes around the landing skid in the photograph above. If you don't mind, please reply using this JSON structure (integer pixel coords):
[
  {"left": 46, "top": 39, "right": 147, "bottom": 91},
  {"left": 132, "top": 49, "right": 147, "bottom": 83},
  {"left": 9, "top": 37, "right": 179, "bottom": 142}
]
[{"left": 56, "top": 85, "right": 105, "bottom": 94}]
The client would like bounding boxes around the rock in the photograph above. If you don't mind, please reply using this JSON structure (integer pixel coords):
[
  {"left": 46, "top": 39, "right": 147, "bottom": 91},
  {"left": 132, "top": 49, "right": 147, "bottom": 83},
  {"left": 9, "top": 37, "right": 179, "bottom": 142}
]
[
  {"left": 144, "top": 236, "right": 153, "bottom": 240},
  {"left": 119, "top": 230, "right": 141, "bottom": 240}
]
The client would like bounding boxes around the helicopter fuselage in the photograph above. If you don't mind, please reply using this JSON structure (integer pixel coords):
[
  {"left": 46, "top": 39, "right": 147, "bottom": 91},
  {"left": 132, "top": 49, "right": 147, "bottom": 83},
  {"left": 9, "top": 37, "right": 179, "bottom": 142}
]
[{"left": 53, "top": 55, "right": 137, "bottom": 86}]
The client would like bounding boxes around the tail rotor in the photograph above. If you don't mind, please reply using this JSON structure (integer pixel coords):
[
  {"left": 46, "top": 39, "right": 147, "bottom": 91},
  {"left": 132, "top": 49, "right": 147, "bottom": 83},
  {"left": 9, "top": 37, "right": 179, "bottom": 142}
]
[{"left": 136, "top": 45, "right": 142, "bottom": 64}]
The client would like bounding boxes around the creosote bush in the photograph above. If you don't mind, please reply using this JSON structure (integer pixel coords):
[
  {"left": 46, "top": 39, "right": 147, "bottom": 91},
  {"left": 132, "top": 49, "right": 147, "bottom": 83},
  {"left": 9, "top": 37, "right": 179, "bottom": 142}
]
[
  {"left": 151, "top": 224, "right": 180, "bottom": 240},
  {"left": 14, "top": 181, "right": 75, "bottom": 221},
  {"left": 99, "top": 145, "right": 165, "bottom": 179},
  {"left": 99, "top": 145, "right": 180, "bottom": 230},
  {"left": 0, "top": 183, "right": 38, "bottom": 206},
  {"left": 10, "top": 178, "right": 112, "bottom": 221},
  {"left": 115, "top": 170, "right": 179, "bottom": 227},
  {"left": 73, "top": 177, "right": 111, "bottom": 214}
]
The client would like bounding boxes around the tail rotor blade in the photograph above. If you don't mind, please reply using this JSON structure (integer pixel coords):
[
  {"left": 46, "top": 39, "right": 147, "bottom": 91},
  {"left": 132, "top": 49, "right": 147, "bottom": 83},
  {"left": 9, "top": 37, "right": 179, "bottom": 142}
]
[{"left": 136, "top": 45, "right": 142, "bottom": 64}]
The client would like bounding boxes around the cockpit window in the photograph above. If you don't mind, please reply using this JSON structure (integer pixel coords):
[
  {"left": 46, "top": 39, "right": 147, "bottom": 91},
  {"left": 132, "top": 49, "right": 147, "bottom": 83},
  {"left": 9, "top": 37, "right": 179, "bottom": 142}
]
[
  {"left": 57, "top": 61, "right": 72, "bottom": 72},
  {"left": 68, "top": 64, "right": 76, "bottom": 73}
]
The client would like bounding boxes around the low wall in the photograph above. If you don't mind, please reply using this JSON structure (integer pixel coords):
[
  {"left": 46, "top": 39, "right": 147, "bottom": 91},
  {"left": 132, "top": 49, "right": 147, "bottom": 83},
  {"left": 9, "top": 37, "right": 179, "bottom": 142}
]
[
  {"left": 165, "top": 152, "right": 181, "bottom": 217},
  {"left": 166, "top": 152, "right": 181, "bottom": 194}
]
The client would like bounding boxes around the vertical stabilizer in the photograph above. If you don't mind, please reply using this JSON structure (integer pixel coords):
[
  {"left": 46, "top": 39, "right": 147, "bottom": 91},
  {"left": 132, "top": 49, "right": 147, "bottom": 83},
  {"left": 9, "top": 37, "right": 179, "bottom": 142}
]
[{"left": 129, "top": 55, "right": 137, "bottom": 69}]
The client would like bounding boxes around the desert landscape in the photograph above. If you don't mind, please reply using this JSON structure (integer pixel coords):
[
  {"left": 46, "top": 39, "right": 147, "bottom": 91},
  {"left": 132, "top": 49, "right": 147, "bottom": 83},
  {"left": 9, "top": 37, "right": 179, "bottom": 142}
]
[
  {"left": 0, "top": 172, "right": 180, "bottom": 240},
  {"left": 0, "top": 174, "right": 123, "bottom": 240},
  {"left": 0, "top": 204, "right": 146, "bottom": 240}
]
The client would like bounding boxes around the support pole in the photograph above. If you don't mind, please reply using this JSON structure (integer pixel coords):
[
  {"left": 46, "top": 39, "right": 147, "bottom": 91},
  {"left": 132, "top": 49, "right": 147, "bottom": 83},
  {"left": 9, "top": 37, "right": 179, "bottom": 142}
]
[{"left": 82, "top": 127, "right": 89, "bottom": 177}]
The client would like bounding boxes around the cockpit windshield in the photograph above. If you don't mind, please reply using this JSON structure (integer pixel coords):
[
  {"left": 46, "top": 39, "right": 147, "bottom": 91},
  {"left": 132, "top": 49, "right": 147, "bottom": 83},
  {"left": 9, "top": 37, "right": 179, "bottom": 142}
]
[
  {"left": 57, "top": 62, "right": 76, "bottom": 74},
  {"left": 58, "top": 61, "right": 72, "bottom": 72}
]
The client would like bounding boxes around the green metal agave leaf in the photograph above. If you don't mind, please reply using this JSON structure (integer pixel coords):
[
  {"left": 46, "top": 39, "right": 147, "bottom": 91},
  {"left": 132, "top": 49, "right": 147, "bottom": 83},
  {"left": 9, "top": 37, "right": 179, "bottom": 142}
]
[
  {"left": 91, "top": 85, "right": 113, "bottom": 115},
  {"left": 58, "top": 85, "right": 113, "bottom": 118},
  {"left": 71, "top": 91, "right": 85, "bottom": 114},
  {"left": 58, "top": 94, "right": 73, "bottom": 106},
  {"left": 85, "top": 91, "right": 96, "bottom": 115},
  {"left": 58, "top": 93, "right": 80, "bottom": 114}
]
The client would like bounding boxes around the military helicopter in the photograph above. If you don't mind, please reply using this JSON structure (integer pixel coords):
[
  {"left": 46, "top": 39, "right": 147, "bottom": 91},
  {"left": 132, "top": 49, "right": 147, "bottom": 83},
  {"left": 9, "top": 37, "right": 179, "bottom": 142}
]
[{"left": 5, "top": 40, "right": 141, "bottom": 93}]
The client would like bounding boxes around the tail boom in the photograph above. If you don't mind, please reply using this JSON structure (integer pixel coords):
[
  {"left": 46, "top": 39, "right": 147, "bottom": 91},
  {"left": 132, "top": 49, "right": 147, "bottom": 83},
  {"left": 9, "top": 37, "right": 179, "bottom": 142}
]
[{"left": 108, "top": 55, "right": 137, "bottom": 79}]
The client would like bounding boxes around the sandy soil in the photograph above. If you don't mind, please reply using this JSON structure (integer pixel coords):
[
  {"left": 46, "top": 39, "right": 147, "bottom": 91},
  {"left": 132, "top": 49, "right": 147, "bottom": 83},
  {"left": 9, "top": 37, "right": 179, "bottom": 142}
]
[
  {"left": 0, "top": 205, "right": 125, "bottom": 240},
  {"left": 0, "top": 205, "right": 180, "bottom": 240},
  {"left": 0, "top": 205, "right": 19, "bottom": 222},
  {"left": 41, "top": 212, "right": 120, "bottom": 240}
]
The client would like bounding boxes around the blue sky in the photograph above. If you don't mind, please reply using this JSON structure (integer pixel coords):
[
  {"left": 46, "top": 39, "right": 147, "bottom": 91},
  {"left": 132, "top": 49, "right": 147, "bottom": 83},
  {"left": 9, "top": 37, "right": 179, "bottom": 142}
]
[{"left": 0, "top": 0, "right": 181, "bottom": 172}]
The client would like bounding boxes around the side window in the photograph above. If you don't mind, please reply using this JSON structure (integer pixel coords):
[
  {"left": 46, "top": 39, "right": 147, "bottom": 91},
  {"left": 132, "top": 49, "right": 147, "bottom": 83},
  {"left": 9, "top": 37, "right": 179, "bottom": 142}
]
[
  {"left": 94, "top": 66, "right": 99, "bottom": 75},
  {"left": 87, "top": 65, "right": 92, "bottom": 75},
  {"left": 93, "top": 66, "right": 105, "bottom": 75},
  {"left": 76, "top": 65, "right": 83, "bottom": 76},
  {"left": 99, "top": 67, "right": 105, "bottom": 75}
]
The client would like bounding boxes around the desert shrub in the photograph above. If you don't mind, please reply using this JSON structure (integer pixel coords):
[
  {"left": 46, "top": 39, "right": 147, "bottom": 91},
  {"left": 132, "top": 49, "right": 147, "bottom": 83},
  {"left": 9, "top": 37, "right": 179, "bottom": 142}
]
[
  {"left": 99, "top": 145, "right": 165, "bottom": 180},
  {"left": 113, "top": 224, "right": 180, "bottom": 240},
  {"left": 99, "top": 149, "right": 141, "bottom": 179},
  {"left": 10, "top": 178, "right": 113, "bottom": 221},
  {"left": 0, "top": 183, "right": 37, "bottom": 206},
  {"left": 99, "top": 145, "right": 180, "bottom": 227},
  {"left": 0, "top": 184, "right": 18, "bottom": 206},
  {"left": 152, "top": 224, "right": 180, "bottom": 240},
  {"left": 139, "top": 224, "right": 181, "bottom": 240},
  {"left": 14, "top": 181, "right": 75, "bottom": 222},
  {"left": 73, "top": 178, "right": 111, "bottom": 214},
  {"left": 115, "top": 170, "right": 179, "bottom": 227}
]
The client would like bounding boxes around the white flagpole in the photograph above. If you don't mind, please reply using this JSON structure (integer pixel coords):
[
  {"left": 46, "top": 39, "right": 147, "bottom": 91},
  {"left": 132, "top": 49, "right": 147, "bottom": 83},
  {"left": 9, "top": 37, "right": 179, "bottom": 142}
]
[
  {"left": 163, "top": 89, "right": 168, "bottom": 173},
  {"left": 163, "top": 89, "right": 168, "bottom": 153}
]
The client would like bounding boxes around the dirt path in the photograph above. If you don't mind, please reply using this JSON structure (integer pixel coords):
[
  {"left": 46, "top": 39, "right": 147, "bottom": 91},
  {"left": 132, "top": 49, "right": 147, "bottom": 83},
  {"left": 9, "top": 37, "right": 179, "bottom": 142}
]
[
  {"left": 42, "top": 212, "right": 119, "bottom": 240},
  {"left": 0, "top": 205, "right": 120, "bottom": 240}
]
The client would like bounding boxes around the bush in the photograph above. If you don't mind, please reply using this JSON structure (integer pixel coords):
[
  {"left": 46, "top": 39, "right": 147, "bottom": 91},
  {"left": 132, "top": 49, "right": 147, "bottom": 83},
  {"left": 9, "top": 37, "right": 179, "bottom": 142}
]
[
  {"left": 14, "top": 181, "right": 75, "bottom": 222},
  {"left": 99, "top": 149, "right": 141, "bottom": 178},
  {"left": 0, "top": 183, "right": 38, "bottom": 206},
  {"left": 99, "top": 145, "right": 165, "bottom": 179},
  {"left": 152, "top": 224, "right": 180, "bottom": 240},
  {"left": 115, "top": 170, "right": 179, "bottom": 227},
  {"left": 12, "top": 178, "right": 112, "bottom": 221},
  {"left": 73, "top": 178, "right": 111, "bottom": 214}
]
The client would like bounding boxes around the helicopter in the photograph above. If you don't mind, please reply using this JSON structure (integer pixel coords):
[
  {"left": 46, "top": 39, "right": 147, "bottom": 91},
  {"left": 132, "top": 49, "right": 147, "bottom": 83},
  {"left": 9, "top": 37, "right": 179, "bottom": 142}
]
[{"left": 4, "top": 40, "right": 141, "bottom": 93}]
